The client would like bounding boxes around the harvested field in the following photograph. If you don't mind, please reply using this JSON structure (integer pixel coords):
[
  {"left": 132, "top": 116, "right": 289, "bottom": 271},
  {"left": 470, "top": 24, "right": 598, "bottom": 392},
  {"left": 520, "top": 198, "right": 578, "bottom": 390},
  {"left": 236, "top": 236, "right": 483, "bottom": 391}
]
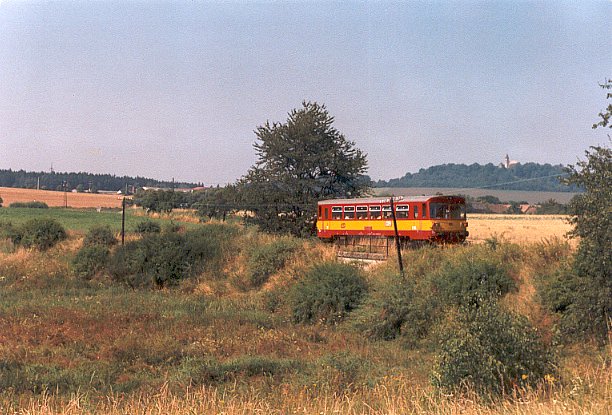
[
  {"left": 0, "top": 186, "right": 124, "bottom": 208},
  {"left": 467, "top": 213, "right": 573, "bottom": 244}
]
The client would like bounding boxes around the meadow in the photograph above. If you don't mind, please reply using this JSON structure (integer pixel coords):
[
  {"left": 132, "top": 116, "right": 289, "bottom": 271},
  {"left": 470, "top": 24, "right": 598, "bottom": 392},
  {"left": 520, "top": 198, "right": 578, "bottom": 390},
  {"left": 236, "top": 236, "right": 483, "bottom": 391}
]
[{"left": 0, "top": 208, "right": 609, "bottom": 414}]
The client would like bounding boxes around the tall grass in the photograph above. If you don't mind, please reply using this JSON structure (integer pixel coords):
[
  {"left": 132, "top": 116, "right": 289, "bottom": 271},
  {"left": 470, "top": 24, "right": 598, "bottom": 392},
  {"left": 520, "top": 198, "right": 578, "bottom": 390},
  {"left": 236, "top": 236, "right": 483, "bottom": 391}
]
[{"left": 0, "top": 215, "right": 608, "bottom": 414}]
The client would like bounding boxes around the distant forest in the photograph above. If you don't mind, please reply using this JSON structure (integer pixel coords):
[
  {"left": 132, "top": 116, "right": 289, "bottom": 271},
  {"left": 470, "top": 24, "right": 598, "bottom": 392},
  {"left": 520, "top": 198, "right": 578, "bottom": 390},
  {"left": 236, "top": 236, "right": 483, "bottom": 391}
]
[
  {"left": 375, "top": 163, "right": 580, "bottom": 192},
  {"left": 0, "top": 169, "right": 197, "bottom": 192}
]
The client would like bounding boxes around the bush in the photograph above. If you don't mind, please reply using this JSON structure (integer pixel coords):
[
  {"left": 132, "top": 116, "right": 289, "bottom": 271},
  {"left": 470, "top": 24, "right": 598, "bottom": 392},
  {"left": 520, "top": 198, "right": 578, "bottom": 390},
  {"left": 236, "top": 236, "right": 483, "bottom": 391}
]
[
  {"left": 72, "top": 245, "right": 110, "bottom": 279},
  {"left": 351, "top": 274, "right": 437, "bottom": 347},
  {"left": 352, "top": 246, "right": 517, "bottom": 348},
  {"left": 109, "top": 225, "right": 239, "bottom": 288},
  {"left": 432, "top": 248, "right": 515, "bottom": 307},
  {"left": 83, "top": 225, "right": 117, "bottom": 247},
  {"left": 432, "top": 301, "right": 556, "bottom": 396},
  {"left": 538, "top": 263, "right": 610, "bottom": 345},
  {"left": 135, "top": 219, "right": 161, "bottom": 234},
  {"left": 246, "top": 237, "right": 299, "bottom": 288},
  {"left": 9, "top": 201, "right": 49, "bottom": 209},
  {"left": 290, "top": 262, "right": 367, "bottom": 324},
  {"left": 11, "top": 218, "right": 67, "bottom": 250},
  {"left": 110, "top": 233, "right": 188, "bottom": 288}
]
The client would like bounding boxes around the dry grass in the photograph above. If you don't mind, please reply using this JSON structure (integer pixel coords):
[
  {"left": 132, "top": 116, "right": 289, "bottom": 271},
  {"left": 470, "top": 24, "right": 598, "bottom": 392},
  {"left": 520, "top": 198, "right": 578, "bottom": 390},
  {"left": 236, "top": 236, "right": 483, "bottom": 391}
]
[
  {"left": 0, "top": 187, "right": 124, "bottom": 208},
  {"left": 3, "top": 365, "right": 610, "bottom": 415},
  {"left": 467, "top": 214, "right": 574, "bottom": 245}
]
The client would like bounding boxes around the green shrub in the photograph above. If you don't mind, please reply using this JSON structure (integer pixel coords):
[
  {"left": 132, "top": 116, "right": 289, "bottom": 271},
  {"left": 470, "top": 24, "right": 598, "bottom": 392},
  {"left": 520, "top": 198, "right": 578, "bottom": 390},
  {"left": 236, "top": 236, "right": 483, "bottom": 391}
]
[
  {"left": 135, "top": 219, "right": 161, "bottom": 234},
  {"left": 110, "top": 233, "right": 189, "bottom": 288},
  {"left": 11, "top": 218, "right": 67, "bottom": 250},
  {"left": 9, "top": 201, "right": 49, "bottom": 209},
  {"left": 246, "top": 236, "right": 299, "bottom": 288},
  {"left": 351, "top": 274, "right": 437, "bottom": 347},
  {"left": 290, "top": 262, "right": 367, "bottom": 324},
  {"left": 72, "top": 245, "right": 110, "bottom": 279},
  {"left": 183, "top": 224, "right": 239, "bottom": 272},
  {"left": 83, "top": 225, "right": 117, "bottom": 247},
  {"left": 432, "top": 301, "right": 556, "bottom": 396},
  {"left": 108, "top": 240, "right": 150, "bottom": 288},
  {"left": 538, "top": 263, "right": 610, "bottom": 345},
  {"left": 0, "top": 220, "right": 15, "bottom": 239},
  {"left": 109, "top": 225, "right": 238, "bottom": 288},
  {"left": 432, "top": 249, "right": 515, "bottom": 307}
]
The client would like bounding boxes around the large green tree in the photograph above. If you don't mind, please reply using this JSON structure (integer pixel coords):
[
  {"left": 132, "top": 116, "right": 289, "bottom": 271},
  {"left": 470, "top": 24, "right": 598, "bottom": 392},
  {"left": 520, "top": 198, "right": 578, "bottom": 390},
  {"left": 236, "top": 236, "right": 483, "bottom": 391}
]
[
  {"left": 547, "top": 80, "right": 612, "bottom": 343},
  {"left": 238, "top": 102, "right": 368, "bottom": 236}
]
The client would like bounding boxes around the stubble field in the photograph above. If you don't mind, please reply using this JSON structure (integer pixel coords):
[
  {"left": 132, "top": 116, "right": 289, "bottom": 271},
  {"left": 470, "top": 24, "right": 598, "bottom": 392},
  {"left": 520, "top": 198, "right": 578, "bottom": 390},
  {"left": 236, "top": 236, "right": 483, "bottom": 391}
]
[
  {"left": 467, "top": 214, "right": 573, "bottom": 245},
  {"left": 0, "top": 187, "right": 124, "bottom": 208}
]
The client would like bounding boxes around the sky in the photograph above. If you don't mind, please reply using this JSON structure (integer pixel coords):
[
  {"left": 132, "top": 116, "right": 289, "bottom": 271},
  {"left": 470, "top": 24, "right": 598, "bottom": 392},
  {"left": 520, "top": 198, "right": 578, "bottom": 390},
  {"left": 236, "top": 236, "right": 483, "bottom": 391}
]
[{"left": 0, "top": 1, "right": 610, "bottom": 185}]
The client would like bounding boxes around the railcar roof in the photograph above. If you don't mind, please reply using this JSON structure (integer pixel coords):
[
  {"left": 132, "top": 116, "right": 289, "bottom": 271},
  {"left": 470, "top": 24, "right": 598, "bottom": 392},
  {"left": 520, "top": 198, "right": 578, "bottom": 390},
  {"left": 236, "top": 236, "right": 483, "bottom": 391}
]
[{"left": 318, "top": 195, "right": 463, "bottom": 205}]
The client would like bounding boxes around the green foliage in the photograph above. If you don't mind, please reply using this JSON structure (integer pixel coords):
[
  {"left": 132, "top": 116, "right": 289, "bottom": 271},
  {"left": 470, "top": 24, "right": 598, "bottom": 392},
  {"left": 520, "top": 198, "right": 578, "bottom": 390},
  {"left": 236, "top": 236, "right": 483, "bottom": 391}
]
[
  {"left": 477, "top": 195, "right": 502, "bottom": 204},
  {"left": 135, "top": 189, "right": 185, "bottom": 213},
  {"left": 72, "top": 245, "right": 110, "bottom": 279},
  {"left": 109, "top": 225, "right": 237, "bottom": 288},
  {"left": 193, "top": 185, "right": 239, "bottom": 221},
  {"left": 246, "top": 237, "right": 299, "bottom": 288},
  {"left": 351, "top": 274, "right": 436, "bottom": 347},
  {"left": 557, "top": 141, "right": 611, "bottom": 343},
  {"left": 377, "top": 162, "right": 578, "bottom": 192},
  {"left": 0, "top": 169, "right": 196, "bottom": 193},
  {"left": 352, "top": 246, "right": 515, "bottom": 348},
  {"left": 9, "top": 201, "right": 49, "bottom": 209},
  {"left": 11, "top": 218, "right": 67, "bottom": 250},
  {"left": 83, "top": 225, "right": 117, "bottom": 247},
  {"left": 536, "top": 199, "right": 568, "bottom": 214},
  {"left": 432, "top": 301, "right": 556, "bottom": 396},
  {"left": 135, "top": 219, "right": 161, "bottom": 234},
  {"left": 290, "top": 262, "right": 367, "bottom": 324},
  {"left": 592, "top": 78, "right": 611, "bottom": 129},
  {"left": 432, "top": 249, "right": 515, "bottom": 307},
  {"left": 237, "top": 101, "right": 368, "bottom": 236}
]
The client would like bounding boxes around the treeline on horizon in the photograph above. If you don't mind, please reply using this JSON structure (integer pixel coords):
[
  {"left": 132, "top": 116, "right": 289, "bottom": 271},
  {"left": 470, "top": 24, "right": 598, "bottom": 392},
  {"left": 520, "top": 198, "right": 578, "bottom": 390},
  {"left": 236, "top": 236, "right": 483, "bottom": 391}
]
[
  {"left": 375, "top": 162, "right": 581, "bottom": 192},
  {"left": 1, "top": 161, "right": 580, "bottom": 194},
  {"left": 0, "top": 169, "right": 198, "bottom": 193}
]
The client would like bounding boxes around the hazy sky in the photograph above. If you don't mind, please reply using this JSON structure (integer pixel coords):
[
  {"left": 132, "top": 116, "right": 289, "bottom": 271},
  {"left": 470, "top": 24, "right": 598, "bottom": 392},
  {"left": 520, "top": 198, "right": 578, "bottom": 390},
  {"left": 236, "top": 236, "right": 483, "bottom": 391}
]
[{"left": 1, "top": 1, "right": 610, "bottom": 184}]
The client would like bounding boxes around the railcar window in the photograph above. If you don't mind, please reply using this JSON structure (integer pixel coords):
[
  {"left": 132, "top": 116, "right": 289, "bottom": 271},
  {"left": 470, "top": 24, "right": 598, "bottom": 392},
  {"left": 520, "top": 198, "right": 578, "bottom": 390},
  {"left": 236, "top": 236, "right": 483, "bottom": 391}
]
[
  {"left": 356, "top": 206, "right": 368, "bottom": 219},
  {"left": 331, "top": 207, "right": 342, "bottom": 220},
  {"left": 344, "top": 206, "right": 355, "bottom": 219},
  {"left": 396, "top": 205, "right": 409, "bottom": 219},
  {"left": 414, "top": 205, "right": 419, "bottom": 218},
  {"left": 422, "top": 204, "right": 427, "bottom": 218},
  {"left": 370, "top": 205, "right": 382, "bottom": 219},
  {"left": 430, "top": 203, "right": 463, "bottom": 219},
  {"left": 382, "top": 205, "right": 393, "bottom": 219}
]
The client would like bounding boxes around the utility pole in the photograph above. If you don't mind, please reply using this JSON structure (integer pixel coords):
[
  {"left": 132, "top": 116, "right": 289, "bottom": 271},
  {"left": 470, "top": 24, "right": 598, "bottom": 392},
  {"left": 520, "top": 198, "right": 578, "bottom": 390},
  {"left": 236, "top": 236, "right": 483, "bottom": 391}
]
[
  {"left": 389, "top": 196, "right": 404, "bottom": 277},
  {"left": 121, "top": 197, "right": 126, "bottom": 245},
  {"left": 62, "top": 180, "right": 68, "bottom": 208}
]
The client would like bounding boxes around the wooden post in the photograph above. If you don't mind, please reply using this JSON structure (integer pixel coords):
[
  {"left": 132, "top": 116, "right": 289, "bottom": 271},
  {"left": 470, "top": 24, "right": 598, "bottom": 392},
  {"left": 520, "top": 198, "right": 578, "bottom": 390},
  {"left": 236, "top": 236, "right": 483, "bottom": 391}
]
[{"left": 390, "top": 196, "right": 404, "bottom": 277}]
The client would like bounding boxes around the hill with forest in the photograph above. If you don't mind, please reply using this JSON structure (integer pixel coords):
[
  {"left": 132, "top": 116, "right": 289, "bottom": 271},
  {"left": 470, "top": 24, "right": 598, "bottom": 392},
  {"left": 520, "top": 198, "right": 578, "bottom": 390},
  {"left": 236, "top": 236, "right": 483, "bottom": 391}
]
[
  {"left": 0, "top": 169, "right": 198, "bottom": 192},
  {"left": 375, "top": 162, "right": 580, "bottom": 192}
]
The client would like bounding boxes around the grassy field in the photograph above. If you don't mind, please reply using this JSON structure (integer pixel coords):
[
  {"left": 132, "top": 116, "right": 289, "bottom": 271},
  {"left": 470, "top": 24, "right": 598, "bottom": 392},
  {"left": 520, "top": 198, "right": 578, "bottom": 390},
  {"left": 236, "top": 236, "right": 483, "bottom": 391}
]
[
  {"left": 0, "top": 187, "right": 124, "bottom": 208},
  {"left": 0, "top": 207, "right": 201, "bottom": 235},
  {"left": 0, "top": 208, "right": 608, "bottom": 414}
]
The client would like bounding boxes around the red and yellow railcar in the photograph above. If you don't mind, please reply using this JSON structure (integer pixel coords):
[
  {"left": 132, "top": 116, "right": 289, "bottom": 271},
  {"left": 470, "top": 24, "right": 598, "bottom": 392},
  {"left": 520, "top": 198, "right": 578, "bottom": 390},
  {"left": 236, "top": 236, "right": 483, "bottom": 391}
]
[{"left": 316, "top": 195, "right": 468, "bottom": 244}]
